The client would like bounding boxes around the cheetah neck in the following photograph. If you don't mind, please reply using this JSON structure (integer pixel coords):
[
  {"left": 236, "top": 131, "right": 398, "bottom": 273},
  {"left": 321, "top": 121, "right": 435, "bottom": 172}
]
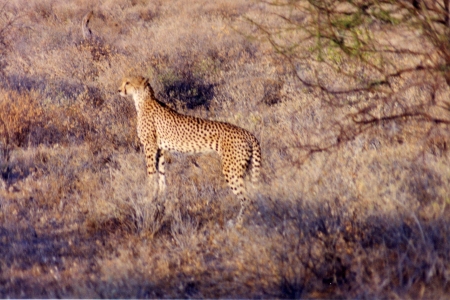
[{"left": 132, "top": 88, "right": 159, "bottom": 113}]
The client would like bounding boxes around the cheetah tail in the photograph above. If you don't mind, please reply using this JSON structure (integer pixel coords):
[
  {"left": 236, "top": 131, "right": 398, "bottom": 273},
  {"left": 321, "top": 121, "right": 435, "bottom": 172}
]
[{"left": 250, "top": 135, "right": 261, "bottom": 184}]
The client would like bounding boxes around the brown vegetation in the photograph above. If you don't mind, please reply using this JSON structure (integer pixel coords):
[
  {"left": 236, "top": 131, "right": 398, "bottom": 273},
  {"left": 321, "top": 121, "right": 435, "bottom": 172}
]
[{"left": 0, "top": 0, "right": 449, "bottom": 298}]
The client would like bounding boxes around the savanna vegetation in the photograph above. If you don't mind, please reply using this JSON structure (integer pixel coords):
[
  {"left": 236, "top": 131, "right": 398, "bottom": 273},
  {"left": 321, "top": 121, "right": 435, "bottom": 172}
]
[{"left": 0, "top": 0, "right": 450, "bottom": 298}]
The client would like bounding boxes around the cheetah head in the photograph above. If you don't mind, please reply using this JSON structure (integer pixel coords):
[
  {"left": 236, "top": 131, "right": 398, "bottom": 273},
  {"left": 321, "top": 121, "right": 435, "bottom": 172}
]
[{"left": 118, "top": 76, "right": 149, "bottom": 97}]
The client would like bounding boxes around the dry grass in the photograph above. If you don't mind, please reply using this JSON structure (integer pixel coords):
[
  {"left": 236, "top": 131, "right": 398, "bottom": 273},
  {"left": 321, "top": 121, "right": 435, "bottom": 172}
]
[{"left": 0, "top": 0, "right": 450, "bottom": 298}]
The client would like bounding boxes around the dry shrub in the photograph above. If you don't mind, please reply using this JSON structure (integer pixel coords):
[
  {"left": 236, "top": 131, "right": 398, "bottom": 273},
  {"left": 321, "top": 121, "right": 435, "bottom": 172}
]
[
  {"left": 157, "top": 70, "right": 215, "bottom": 109},
  {"left": 275, "top": 201, "right": 450, "bottom": 298},
  {"left": 0, "top": 89, "right": 45, "bottom": 148},
  {"left": 0, "top": 89, "right": 101, "bottom": 150},
  {"left": 85, "top": 152, "right": 164, "bottom": 237}
]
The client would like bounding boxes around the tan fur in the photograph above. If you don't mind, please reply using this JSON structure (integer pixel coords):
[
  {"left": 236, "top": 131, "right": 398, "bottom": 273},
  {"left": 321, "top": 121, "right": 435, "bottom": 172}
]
[{"left": 118, "top": 76, "right": 261, "bottom": 224}]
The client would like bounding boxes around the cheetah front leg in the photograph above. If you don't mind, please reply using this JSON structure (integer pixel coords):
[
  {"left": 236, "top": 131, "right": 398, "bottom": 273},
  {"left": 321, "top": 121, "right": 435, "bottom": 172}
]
[
  {"left": 143, "top": 142, "right": 160, "bottom": 198},
  {"left": 156, "top": 149, "right": 166, "bottom": 197},
  {"left": 143, "top": 143, "right": 167, "bottom": 217}
]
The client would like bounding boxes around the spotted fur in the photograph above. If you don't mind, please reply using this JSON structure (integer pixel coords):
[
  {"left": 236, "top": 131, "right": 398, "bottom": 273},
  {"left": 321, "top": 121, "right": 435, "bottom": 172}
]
[{"left": 118, "top": 76, "right": 261, "bottom": 224}]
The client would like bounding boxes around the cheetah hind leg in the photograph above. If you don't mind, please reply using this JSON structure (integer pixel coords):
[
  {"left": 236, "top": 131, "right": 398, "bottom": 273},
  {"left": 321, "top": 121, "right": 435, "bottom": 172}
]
[
  {"left": 236, "top": 192, "right": 250, "bottom": 228},
  {"left": 223, "top": 165, "right": 248, "bottom": 228}
]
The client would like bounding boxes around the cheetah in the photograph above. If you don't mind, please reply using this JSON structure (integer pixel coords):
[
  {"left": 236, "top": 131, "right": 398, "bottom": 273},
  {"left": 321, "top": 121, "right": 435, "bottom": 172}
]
[{"left": 118, "top": 76, "right": 261, "bottom": 224}]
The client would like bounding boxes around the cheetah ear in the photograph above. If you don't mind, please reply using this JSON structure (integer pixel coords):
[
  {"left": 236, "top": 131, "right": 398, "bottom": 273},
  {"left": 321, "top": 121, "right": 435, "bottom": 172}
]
[{"left": 141, "top": 77, "right": 150, "bottom": 87}]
